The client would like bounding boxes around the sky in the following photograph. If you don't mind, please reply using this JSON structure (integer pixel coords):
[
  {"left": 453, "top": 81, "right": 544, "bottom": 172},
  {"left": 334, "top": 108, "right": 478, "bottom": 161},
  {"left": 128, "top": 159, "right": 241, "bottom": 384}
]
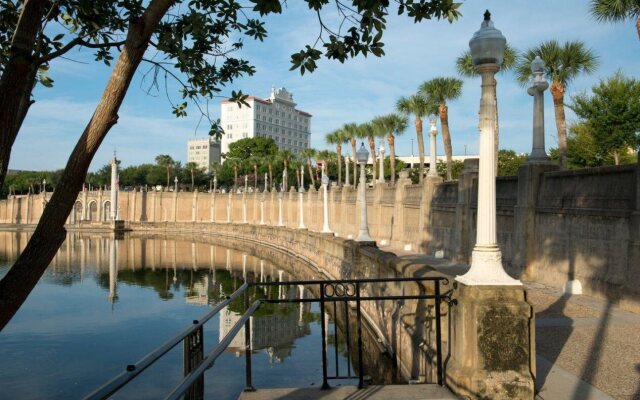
[{"left": 9, "top": 0, "right": 640, "bottom": 172}]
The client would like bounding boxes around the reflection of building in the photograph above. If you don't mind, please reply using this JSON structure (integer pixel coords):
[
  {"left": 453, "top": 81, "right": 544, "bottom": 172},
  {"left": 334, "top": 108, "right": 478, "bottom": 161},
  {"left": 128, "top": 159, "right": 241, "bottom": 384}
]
[
  {"left": 220, "top": 87, "right": 312, "bottom": 156},
  {"left": 185, "top": 274, "right": 222, "bottom": 306},
  {"left": 219, "top": 285, "right": 312, "bottom": 363}
]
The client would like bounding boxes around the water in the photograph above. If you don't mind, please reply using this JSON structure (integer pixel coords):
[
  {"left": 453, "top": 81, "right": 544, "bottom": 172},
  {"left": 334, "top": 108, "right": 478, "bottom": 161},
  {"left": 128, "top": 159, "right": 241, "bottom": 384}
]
[{"left": 0, "top": 231, "right": 359, "bottom": 400}]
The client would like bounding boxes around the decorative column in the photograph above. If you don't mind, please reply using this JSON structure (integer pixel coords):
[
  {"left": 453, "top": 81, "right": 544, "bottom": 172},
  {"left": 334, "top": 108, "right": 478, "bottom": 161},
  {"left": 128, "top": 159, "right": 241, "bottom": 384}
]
[
  {"left": 242, "top": 176, "right": 248, "bottom": 223},
  {"left": 321, "top": 166, "right": 332, "bottom": 233},
  {"left": 378, "top": 141, "right": 385, "bottom": 184},
  {"left": 428, "top": 117, "right": 439, "bottom": 177},
  {"left": 298, "top": 167, "right": 306, "bottom": 229},
  {"left": 110, "top": 152, "right": 120, "bottom": 220},
  {"left": 277, "top": 191, "right": 284, "bottom": 226},
  {"left": 227, "top": 192, "right": 232, "bottom": 223},
  {"left": 447, "top": 13, "right": 534, "bottom": 400},
  {"left": 356, "top": 143, "right": 373, "bottom": 242},
  {"left": 527, "top": 56, "right": 551, "bottom": 163},
  {"left": 456, "top": 12, "right": 520, "bottom": 287}
]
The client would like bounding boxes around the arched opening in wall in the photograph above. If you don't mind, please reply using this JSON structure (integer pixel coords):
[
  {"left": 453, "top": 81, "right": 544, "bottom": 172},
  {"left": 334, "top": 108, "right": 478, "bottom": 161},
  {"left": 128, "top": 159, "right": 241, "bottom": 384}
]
[
  {"left": 87, "top": 201, "right": 98, "bottom": 221},
  {"left": 73, "top": 201, "right": 83, "bottom": 224},
  {"left": 103, "top": 201, "right": 111, "bottom": 221}
]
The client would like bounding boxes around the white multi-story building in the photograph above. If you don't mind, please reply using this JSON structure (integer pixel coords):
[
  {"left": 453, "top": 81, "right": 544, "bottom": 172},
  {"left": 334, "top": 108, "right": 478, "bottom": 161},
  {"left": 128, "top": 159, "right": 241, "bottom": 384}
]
[
  {"left": 220, "top": 87, "right": 312, "bottom": 156},
  {"left": 187, "top": 137, "right": 221, "bottom": 172}
]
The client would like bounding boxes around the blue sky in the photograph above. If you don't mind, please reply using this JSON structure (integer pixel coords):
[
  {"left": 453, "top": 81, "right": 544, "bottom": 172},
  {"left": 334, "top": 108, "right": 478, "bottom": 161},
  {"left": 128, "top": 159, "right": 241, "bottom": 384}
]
[{"left": 9, "top": 0, "right": 640, "bottom": 171}]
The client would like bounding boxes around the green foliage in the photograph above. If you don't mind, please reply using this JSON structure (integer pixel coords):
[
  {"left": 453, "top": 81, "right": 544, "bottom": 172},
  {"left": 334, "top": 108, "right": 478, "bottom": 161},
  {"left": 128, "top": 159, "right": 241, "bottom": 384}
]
[
  {"left": 569, "top": 72, "right": 640, "bottom": 159},
  {"left": 382, "top": 157, "right": 407, "bottom": 180},
  {"left": 396, "top": 94, "right": 438, "bottom": 119},
  {"left": 515, "top": 40, "right": 599, "bottom": 86},
  {"left": 435, "top": 160, "right": 464, "bottom": 180},
  {"left": 590, "top": 0, "right": 640, "bottom": 23},
  {"left": 418, "top": 77, "right": 463, "bottom": 105},
  {"left": 2, "top": 170, "right": 63, "bottom": 197},
  {"left": 497, "top": 150, "right": 528, "bottom": 176},
  {"left": 226, "top": 137, "right": 277, "bottom": 160}
]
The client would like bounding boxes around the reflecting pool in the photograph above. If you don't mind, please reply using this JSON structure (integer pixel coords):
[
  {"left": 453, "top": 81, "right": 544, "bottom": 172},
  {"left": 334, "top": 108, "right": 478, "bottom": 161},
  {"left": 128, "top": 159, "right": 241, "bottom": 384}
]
[{"left": 0, "top": 231, "right": 362, "bottom": 400}]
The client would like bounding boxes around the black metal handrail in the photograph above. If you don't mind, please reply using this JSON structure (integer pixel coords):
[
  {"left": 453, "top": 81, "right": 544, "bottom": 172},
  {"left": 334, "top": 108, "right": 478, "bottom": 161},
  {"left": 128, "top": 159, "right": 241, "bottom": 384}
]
[
  {"left": 83, "top": 282, "right": 249, "bottom": 400},
  {"left": 84, "top": 276, "right": 450, "bottom": 399}
]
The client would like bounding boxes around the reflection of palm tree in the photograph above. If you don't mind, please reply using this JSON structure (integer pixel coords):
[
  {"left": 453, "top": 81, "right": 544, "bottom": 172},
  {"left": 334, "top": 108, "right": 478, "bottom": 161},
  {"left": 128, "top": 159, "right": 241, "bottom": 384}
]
[
  {"left": 515, "top": 40, "right": 598, "bottom": 169},
  {"left": 456, "top": 44, "right": 518, "bottom": 171}
]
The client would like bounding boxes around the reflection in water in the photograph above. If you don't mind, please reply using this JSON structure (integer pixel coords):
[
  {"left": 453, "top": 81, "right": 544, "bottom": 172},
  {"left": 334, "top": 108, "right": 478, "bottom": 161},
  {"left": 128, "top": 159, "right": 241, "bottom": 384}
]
[{"left": 0, "top": 231, "right": 357, "bottom": 400}]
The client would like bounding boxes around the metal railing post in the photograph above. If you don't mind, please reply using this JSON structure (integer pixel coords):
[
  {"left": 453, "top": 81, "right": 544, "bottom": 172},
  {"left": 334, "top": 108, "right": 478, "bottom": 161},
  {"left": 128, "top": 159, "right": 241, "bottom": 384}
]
[
  {"left": 183, "top": 322, "right": 204, "bottom": 400},
  {"left": 244, "top": 285, "right": 255, "bottom": 392},
  {"left": 435, "top": 281, "right": 443, "bottom": 386},
  {"left": 319, "top": 284, "right": 330, "bottom": 390},
  {"left": 356, "top": 282, "right": 364, "bottom": 389}
]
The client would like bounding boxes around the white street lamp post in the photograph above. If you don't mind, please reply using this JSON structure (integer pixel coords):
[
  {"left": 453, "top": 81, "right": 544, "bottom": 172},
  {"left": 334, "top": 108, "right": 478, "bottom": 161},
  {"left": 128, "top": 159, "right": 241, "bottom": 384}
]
[
  {"left": 378, "top": 141, "right": 385, "bottom": 184},
  {"left": 428, "top": 117, "right": 439, "bottom": 177},
  {"left": 457, "top": 10, "right": 520, "bottom": 286},
  {"left": 356, "top": 142, "right": 373, "bottom": 242},
  {"left": 321, "top": 165, "right": 332, "bottom": 233},
  {"left": 213, "top": 175, "right": 217, "bottom": 192},
  {"left": 411, "top": 138, "right": 414, "bottom": 169},
  {"left": 298, "top": 166, "right": 306, "bottom": 229},
  {"left": 264, "top": 173, "right": 268, "bottom": 192},
  {"left": 174, "top": 176, "right": 178, "bottom": 193},
  {"left": 345, "top": 155, "right": 351, "bottom": 186},
  {"left": 111, "top": 152, "right": 120, "bottom": 220},
  {"left": 242, "top": 176, "right": 248, "bottom": 223},
  {"left": 527, "top": 56, "right": 551, "bottom": 163}
]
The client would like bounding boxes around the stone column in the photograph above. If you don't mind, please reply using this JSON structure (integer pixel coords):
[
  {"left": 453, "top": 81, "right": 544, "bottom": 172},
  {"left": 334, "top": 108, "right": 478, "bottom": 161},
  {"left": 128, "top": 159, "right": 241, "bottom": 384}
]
[
  {"left": 446, "top": 283, "right": 535, "bottom": 399},
  {"left": 428, "top": 117, "right": 439, "bottom": 177},
  {"left": 110, "top": 153, "right": 120, "bottom": 221},
  {"left": 260, "top": 192, "right": 265, "bottom": 225},
  {"left": 378, "top": 142, "right": 385, "bottom": 184},
  {"left": 321, "top": 167, "right": 332, "bottom": 233},
  {"left": 298, "top": 187, "right": 306, "bottom": 229},
  {"left": 389, "top": 170, "right": 412, "bottom": 248},
  {"left": 417, "top": 173, "right": 443, "bottom": 253},
  {"left": 454, "top": 159, "right": 479, "bottom": 263},
  {"left": 227, "top": 192, "right": 232, "bottom": 223},
  {"left": 527, "top": 56, "right": 550, "bottom": 163}
]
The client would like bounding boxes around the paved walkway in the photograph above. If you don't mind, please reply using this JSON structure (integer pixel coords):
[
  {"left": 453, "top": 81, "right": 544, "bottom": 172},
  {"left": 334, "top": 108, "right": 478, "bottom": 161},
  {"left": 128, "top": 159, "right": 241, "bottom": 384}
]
[
  {"left": 238, "top": 384, "right": 461, "bottom": 400},
  {"left": 386, "top": 247, "right": 640, "bottom": 400}
]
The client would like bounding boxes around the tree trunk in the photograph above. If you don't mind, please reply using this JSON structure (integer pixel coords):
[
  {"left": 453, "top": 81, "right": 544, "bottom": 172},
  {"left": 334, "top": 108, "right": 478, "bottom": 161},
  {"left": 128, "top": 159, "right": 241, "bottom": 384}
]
[
  {"left": 0, "top": 0, "right": 174, "bottom": 330},
  {"left": 191, "top": 169, "right": 195, "bottom": 191},
  {"left": 636, "top": 17, "right": 640, "bottom": 40},
  {"left": 368, "top": 135, "right": 377, "bottom": 182},
  {"left": 415, "top": 117, "right": 425, "bottom": 183},
  {"left": 439, "top": 103, "right": 453, "bottom": 180},
  {"left": 268, "top": 164, "right": 273, "bottom": 190},
  {"left": 336, "top": 144, "right": 342, "bottom": 186},
  {"left": 0, "top": 0, "right": 48, "bottom": 194},
  {"left": 387, "top": 134, "right": 395, "bottom": 185},
  {"left": 613, "top": 150, "right": 620, "bottom": 165},
  {"left": 351, "top": 138, "right": 358, "bottom": 185},
  {"left": 166, "top": 166, "right": 170, "bottom": 189},
  {"left": 254, "top": 166, "right": 257, "bottom": 189},
  {"left": 234, "top": 167, "right": 238, "bottom": 191},
  {"left": 550, "top": 81, "right": 568, "bottom": 170},
  {"left": 283, "top": 161, "right": 288, "bottom": 190},
  {"left": 307, "top": 159, "right": 315, "bottom": 188}
]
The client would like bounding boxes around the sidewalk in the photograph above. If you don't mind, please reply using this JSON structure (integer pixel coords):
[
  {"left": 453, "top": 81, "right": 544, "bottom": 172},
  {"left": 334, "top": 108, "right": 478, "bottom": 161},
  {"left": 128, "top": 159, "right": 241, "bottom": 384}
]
[{"left": 383, "top": 246, "right": 640, "bottom": 400}]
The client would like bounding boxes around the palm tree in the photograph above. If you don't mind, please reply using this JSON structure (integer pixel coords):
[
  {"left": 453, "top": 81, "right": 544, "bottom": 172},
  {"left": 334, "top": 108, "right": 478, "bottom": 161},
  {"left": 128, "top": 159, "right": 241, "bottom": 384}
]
[
  {"left": 396, "top": 94, "right": 437, "bottom": 183},
  {"left": 248, "top": 155, "right": 261, "bottom": 189},
  {"left": 515, "top": 40, "right": 599, "bottom": 169},
  {"left": 277, "top": 149, "right": 294, "bottom": 190},
  {"left": 419, "top": 77, "right": 463, "bottom": 180},
  {"left": 262, "top": 154, "right": 276, "bottom": 190},
  {"left": 375, "top": 113, "right": 410, "bottom": 184},
  {"left": 456, "top": 44, "right": 518, "bottom": 171},
  {"left": 316, "top": 149, "right": 335, "bottom": 182},
  {"left": 325, "top": 129, "right": 348, "bottom": 186},
  {"left": 184, "top": 162, "right": 200, "bottom": 191},
  {"left": 590, "top": 0, "right": 640, "bottom": 39},
  {"left": 299, "top": 148, "right": 317, "bottom": 188},
  {"left": 356, "top": 122, "right": 376, "bottom": 182},
  {"left": 342, "top": 122, "right": 360, "bottom": 184},
  {"left": 225, "top": 157, "right": 241, "bottom": 191},
  {"left": 155, "top": 154, "right": 174, "bottom": 189}
]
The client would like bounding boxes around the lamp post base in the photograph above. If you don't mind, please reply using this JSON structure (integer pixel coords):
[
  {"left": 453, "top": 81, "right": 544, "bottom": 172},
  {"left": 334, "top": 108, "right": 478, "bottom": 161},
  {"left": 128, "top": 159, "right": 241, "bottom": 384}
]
[{"left": 456, "top": 246, "right": 522, "bottom": 286}]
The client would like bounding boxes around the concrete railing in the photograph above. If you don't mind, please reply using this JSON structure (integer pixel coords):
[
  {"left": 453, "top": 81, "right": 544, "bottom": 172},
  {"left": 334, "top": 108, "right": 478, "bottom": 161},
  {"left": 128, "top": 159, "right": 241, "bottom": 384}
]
[{"left": 1, "top": 159, "right": 639, "bottom": 311}]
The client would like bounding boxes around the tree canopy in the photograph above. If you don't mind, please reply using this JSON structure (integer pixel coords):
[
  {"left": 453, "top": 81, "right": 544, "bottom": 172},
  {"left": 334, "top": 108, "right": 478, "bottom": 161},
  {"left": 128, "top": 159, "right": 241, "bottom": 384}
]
[{"left": 569, "top": 71, "right": 640, "bottom": 163}]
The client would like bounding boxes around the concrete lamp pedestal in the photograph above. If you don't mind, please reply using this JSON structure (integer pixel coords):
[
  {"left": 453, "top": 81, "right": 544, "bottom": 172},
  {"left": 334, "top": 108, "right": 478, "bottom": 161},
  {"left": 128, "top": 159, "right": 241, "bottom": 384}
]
[{"left": 446, "top": 283, "right": 535, "bottom": 399}]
